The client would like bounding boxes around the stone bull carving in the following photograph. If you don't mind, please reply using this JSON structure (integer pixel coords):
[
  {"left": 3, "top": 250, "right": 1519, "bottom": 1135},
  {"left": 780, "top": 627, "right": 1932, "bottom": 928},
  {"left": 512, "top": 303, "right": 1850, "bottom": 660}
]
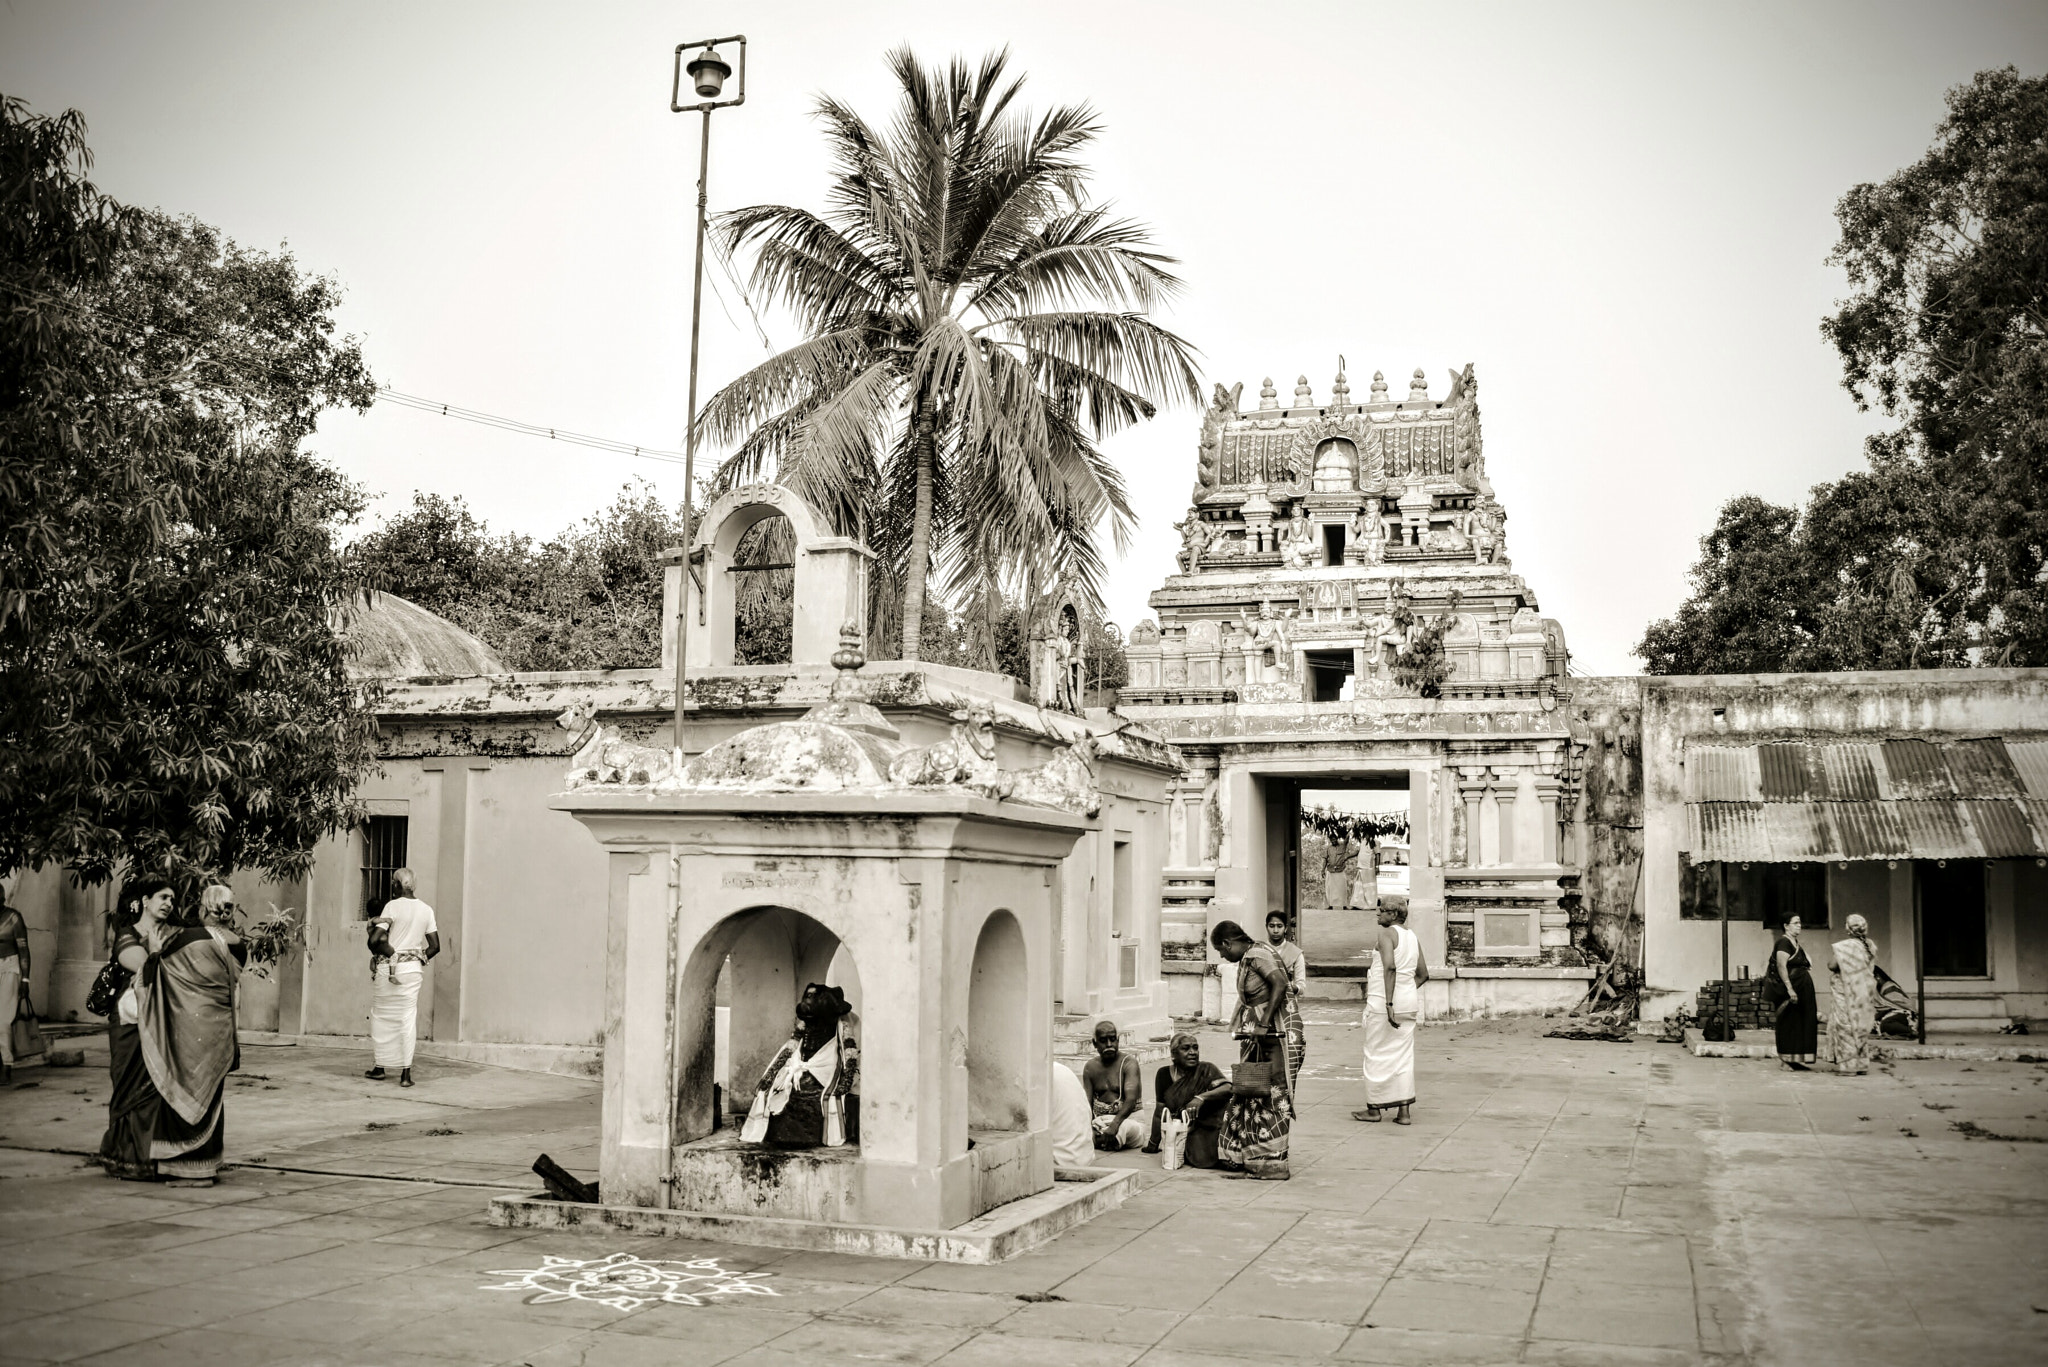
[
  {"left": 1008, "top": 732, "right": 1101, "bottom": 817},
  {"left": 558, "top": 701, "right": 681, "bottom": 787},
  {"left": 889, "top": 702, "right": 1012, "bottom": 800}
]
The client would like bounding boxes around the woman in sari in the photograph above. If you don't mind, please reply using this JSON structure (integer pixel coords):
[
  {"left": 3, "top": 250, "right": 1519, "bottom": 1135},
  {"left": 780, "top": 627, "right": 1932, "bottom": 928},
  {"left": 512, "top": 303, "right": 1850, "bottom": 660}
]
[
  {"left": 1210, "top": 920, "right": 1292, "bottom": 1180},
  {"left": 1826, "top": 913, "right": 1880, "bottom": 1075},
  {"left": 99, "top": 879, "right": 171, "bottom": 1179},
  {"left": 101, "top": 882, "right": 245, "bottom": 1184},
  {"left": 1767, "top": 914, "right": 1817, "bottom": 1070},
  {"left": 1142, "top": 1031, "right": 1231, "bottom": 1169},
  {"left": 1266, "top": 912, "right": 1309, "bottom": 1091}
]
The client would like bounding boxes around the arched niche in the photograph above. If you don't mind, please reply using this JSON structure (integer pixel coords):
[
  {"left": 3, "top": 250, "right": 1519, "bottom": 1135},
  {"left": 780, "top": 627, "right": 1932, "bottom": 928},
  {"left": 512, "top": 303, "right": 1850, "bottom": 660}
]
[
  {"left": 1313, "top": 437, "right": 1359, "bottom": 491},
  {"left": 677, "top": 904, "right": 863, "bottom": 1148},
  {"left": 966, "top": 909, "right": 1029, "bottom": 1140},
  {"left": 682, "top": 483, "right": 872, "bottom": 670}
]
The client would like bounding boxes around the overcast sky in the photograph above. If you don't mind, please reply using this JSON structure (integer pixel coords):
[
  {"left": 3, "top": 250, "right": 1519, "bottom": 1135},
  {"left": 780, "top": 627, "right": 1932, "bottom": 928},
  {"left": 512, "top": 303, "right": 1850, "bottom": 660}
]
[{"left": 6, "top": 1, "right": 2043, "bottom": 674}]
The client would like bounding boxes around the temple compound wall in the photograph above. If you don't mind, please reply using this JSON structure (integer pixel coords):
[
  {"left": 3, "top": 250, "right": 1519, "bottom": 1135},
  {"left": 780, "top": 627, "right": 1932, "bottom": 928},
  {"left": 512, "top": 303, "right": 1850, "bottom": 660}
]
[
  {"left": 1122, "top": 365, "right": 2048, "bottom": 1032},
  {"left": 16, "top": 486, "right": 1182, "bottom": 1081}
]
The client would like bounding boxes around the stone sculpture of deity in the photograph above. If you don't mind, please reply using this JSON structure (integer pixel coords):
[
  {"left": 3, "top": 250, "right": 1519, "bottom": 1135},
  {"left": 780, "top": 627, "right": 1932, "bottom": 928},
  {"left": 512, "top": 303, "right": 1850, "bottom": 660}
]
[
  {"left": 1350, "top": 498, "right": 1385, "bottom": 565},
  {"left": 1174, "top": 514, "right": 1210, "bottom": 573},
  {"left": 1281, "top": 505, "right": 1315, "bottom": 569},
  {"left": 1241, "top": 601, "right": 1294, "bottom": 678},
  {"left": 742, "top": 982, "right": 859, "bottom": 1149}
]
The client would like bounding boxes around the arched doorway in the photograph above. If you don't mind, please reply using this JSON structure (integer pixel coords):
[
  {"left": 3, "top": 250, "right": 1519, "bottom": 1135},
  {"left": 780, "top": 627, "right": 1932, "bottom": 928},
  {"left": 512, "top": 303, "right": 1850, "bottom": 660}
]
[
  {"left": 677, "top": 905, "right": 863, "bottom": 1147},
  {"left": 731, "top": 514, "right": 794, "bottom": 664},
  {"left": 966, "top": 910, "right": 1028, "bottom": 1141}
]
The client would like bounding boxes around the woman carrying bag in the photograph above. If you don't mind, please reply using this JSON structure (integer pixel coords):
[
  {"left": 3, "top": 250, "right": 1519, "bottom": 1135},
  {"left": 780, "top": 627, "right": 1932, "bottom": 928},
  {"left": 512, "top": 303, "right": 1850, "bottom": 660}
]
[
  {"left": 1, "top": 872, "right": 39, "bottom": 1083},
  {"left": 1210, "top": 920, "right": 1292, "bottom": 1180}
]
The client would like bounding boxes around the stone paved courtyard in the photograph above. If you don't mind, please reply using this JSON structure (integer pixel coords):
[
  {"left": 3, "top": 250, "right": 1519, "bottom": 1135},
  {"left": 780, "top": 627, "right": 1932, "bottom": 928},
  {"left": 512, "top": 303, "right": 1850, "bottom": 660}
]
[{"left": 3, "top": 1010, "right": 2045, "bottom": 1367}]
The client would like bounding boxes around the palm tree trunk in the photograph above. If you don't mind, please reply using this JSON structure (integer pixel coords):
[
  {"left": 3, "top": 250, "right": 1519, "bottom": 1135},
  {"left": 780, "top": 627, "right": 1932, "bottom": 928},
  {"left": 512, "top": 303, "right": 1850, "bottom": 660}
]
[{"left": 901, "top": 409, "right": 936, "bottom": 661}]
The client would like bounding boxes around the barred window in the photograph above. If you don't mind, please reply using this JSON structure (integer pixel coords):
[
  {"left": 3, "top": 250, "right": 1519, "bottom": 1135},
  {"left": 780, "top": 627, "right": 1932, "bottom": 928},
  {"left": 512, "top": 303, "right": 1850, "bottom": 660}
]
[{"left": 360, "top": 815, "right": 408, "bottom": 918}]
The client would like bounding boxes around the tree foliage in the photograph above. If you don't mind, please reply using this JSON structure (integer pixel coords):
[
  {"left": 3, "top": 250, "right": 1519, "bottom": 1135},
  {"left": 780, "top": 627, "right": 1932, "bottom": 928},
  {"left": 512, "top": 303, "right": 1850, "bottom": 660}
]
[
  {"left": 1, "top": 96, "right": 378, "bottom": 884},
  {"left": 698, "top": 47, "right": 1200, "bottom": 660},
  {"left": 351, "top": 486, "right": 1134, "bottom": 690},
  {"left": 351, "top": 483, "right": 695, "bottom": 672},
  {"left": 1639, "top": 67, "right": 2047, "bottom": 673}
]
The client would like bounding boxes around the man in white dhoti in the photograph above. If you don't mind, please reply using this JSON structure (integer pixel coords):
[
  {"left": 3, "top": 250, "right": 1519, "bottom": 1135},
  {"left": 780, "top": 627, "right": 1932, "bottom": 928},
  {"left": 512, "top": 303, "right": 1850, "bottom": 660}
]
[
  {"left": 1049, "top": 1060, "right": 1094, "bottom": 1168},
  {"left": 1354, "top": 905, "right": 1426, "bottom": 1126},
  {"left": 365, "top": 869, "right": 438, "bottom": 1088}
]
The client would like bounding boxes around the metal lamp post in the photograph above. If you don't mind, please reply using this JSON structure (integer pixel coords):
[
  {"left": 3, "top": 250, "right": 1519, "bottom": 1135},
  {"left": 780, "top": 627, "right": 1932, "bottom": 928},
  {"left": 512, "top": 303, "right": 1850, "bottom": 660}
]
[{"left": 669, "top": 35, "right": 747, "bottom": 746}]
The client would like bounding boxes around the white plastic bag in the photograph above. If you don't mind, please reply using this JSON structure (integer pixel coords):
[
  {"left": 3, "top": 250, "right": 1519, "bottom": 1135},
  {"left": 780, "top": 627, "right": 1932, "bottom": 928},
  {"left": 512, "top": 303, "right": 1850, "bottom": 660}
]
[
  {"left": 740, "top": 1090, "right": 771, "bottom": 1144},
  {"left": 1160, "top": 1112, "right": 1186, "bottom": 1171}
]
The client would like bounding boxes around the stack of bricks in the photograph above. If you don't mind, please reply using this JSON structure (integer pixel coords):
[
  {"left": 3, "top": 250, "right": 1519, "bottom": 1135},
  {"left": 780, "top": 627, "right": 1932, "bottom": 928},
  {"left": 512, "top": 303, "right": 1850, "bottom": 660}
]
[{"left": 1697, "top": 978, "right": 1773, "bottom": 1031}]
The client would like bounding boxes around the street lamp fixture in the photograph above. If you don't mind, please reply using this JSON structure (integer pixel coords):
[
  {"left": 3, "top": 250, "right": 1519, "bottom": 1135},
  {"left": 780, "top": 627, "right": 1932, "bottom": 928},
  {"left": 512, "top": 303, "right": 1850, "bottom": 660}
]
[
  {"left": 673, "top": 36, "right": 746, "bottom": 112},
  {"left": 668, "top": 35, "right": 747, "bottom": 749},
  {"left": 686, "top": 47, "right": 732, "bottom": 99}
]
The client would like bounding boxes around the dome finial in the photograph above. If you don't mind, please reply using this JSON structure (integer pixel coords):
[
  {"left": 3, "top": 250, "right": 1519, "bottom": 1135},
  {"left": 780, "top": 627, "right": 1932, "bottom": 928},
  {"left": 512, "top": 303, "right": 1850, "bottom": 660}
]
[
  {"left": 1259, "top": 377, "right": 1278, "bottom": 409},
  {"left": 1370, "top": 370, "right": 1388, "bottom": 403},
  {"left": 1408, "top": 368, "right": 1429, "bottom": 403},
  {"left": 829, "top": 620, "right": 868, "bottom": 699}
]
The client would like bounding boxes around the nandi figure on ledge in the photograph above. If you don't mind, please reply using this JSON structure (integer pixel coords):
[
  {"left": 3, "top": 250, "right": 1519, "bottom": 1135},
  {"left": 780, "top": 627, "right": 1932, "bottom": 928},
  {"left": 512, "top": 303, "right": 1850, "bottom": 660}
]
[{"left": 557, "top": 701, "right": 680, "bottom": 788}]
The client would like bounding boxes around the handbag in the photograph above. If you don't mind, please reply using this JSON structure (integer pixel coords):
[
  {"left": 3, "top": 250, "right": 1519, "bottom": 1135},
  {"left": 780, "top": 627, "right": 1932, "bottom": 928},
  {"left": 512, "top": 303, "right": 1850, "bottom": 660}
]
[
  {"left": 86, "top": 959, "right": 131, "bottom": 1018},
  {"left": 10, "top": 999, "right": 46, "bottom": 1061},
  {"left": 1159, "top": 1112, "right": 1186, "bottom": 1171},
  {"left": 1230, "top": 1059, "right": 1277, "bottom": 1096}
]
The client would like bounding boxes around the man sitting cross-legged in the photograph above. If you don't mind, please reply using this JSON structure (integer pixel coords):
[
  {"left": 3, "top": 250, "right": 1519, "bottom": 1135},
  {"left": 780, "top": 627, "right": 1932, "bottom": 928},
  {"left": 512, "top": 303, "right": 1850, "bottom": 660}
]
[{"left": 1082, "top": 1020, "right": 1146, "bottom": 1150}]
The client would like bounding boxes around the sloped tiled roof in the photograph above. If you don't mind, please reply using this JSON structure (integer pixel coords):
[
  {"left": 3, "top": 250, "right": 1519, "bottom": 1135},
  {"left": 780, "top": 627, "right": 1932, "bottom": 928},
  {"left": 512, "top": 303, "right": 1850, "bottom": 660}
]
[{"left": 1682, "top": 737, "right": 2048, "bottom": 862}]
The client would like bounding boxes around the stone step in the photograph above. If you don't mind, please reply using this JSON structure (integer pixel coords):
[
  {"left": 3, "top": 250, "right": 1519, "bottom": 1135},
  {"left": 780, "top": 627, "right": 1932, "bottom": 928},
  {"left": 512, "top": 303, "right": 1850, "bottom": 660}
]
[{"left": 1921, "top": 993, "right": 2008, "bottom": 1016}]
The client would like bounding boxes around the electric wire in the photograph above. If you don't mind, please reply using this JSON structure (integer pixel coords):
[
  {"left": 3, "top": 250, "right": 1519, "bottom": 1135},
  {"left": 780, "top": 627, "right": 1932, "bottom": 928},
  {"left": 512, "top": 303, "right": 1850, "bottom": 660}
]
[
  {"left": 373, "top": 389, "right": 690, "bottom": 467},
  {"left": 2, "top": 277, "right": 704, "bottom": 470}
]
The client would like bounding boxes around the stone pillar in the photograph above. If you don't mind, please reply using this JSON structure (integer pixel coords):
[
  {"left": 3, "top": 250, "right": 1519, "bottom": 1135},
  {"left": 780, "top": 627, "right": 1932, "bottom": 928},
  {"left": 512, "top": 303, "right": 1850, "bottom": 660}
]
[
  {"left": 1535, "top": 776, "right": 1563, "bottom": 864},
  {"left": 1457, "top": 770, "right": 1487, "bottom": 868},
  {"left": 1493, "top": 766, "right": 1520, "bottom": 865}
]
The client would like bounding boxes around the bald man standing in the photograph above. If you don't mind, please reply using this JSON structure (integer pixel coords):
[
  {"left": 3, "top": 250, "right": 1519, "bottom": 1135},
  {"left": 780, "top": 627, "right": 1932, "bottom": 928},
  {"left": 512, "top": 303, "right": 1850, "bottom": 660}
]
[{"left": 366, "top": 869, "right": 439, "bottom": 1088}]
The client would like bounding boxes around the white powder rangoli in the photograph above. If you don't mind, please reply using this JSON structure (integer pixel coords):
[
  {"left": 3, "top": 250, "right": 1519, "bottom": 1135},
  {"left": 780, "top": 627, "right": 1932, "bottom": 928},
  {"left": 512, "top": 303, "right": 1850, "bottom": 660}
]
[{"left": 481, "top": 1252, "right": 778, "bottom": 1311}]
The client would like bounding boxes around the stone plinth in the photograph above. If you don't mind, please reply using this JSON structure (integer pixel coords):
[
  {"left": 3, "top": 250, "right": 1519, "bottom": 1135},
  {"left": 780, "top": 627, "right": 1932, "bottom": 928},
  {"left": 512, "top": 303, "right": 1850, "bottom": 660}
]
[{"left": 555, "top": 788, "right": 1091, "bottom": 1236}]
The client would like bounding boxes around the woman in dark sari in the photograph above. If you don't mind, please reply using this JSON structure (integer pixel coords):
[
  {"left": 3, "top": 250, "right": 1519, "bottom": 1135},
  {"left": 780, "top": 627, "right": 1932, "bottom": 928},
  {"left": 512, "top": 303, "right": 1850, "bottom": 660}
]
[
  {"left": 1211, "top": 920, "right": 1293, "bottom": 1180},
  {"left": 1142, "top": 1031, "right": 1230, "bottom": 1169},
  {"left": 100, "top": 880, "right": 244, "bottom": 1184},
  {"left": 1768, "top": 915, "right": 1817, "bottom": 1070},
  {"left": 99, "top": 879, "right": 171, "bottom": 1180}
]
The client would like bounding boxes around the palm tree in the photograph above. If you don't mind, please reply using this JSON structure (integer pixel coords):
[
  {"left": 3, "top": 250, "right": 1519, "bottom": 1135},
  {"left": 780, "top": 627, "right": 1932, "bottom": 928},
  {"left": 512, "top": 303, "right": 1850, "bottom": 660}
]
[{"left": 697, "top": 47, "right": 1200, "bottom": 661}]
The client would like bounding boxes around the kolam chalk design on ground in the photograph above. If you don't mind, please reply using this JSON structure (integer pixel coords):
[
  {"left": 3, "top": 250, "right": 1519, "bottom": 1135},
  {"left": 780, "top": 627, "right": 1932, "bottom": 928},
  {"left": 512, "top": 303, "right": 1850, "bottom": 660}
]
[{"left": 480, "top": 1252, "right": 779, "bottom": 1311}]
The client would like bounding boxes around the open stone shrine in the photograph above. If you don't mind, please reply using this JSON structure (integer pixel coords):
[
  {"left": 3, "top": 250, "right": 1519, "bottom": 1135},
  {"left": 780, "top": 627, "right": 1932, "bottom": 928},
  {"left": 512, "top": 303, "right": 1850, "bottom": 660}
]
[{"left": 493, "top": 490, "right": 1148, "bottom": 1261}]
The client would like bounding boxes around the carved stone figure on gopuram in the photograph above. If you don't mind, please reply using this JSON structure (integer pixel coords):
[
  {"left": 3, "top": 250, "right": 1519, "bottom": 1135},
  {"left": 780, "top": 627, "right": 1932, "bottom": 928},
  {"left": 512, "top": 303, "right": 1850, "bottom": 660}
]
[{"left": 1121, "top": 360, "right": 1568, "bottom": 709}]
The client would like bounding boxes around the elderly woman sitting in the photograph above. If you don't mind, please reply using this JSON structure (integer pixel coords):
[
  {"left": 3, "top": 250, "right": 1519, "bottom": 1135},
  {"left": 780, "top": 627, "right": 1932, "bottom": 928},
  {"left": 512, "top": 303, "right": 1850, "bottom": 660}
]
[{"left": 1141, "top": 1032, "right": 1231, "bottom": 1169}]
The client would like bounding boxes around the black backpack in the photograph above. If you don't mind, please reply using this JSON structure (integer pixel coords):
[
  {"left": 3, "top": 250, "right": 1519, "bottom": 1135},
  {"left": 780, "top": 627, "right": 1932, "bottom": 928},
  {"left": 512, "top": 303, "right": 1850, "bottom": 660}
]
[{"left": 86, "top": 955, "right": 131, "bottom": 1018}]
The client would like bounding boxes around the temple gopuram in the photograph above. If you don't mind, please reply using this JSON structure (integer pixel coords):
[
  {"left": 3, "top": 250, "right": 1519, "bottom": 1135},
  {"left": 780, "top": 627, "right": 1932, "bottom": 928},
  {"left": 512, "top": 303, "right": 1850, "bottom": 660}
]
[{"left": 1121, "top": 363, "right": 1590, "bottom": 1017}]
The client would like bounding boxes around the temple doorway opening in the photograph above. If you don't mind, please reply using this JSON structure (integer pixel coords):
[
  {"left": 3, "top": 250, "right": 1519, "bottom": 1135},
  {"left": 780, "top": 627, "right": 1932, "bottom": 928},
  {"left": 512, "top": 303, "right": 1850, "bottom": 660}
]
[
  {"left": 1321, "top": 523, "right": 1346, "bottom": 565},
  {"left": 694, "top": 905, "right": 863, "bottom": 1146},
  {"left": 1267, "top": 778, "right": 1412, "bottom": 970}
]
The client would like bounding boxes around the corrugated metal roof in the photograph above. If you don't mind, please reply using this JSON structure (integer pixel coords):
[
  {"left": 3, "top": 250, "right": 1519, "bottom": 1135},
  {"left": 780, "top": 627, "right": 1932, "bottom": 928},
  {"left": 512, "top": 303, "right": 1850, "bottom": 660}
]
[
  {"left": 1881, "top": 738, "right": 1954, "bottom": 799},
  {"left": 1690, "top": 802, "right": 1771, "bottom": 862},
  {"left": 1895, "top": 800, "right": 1975, "bottom": 859},
  {"left": 1683, "top": 736, "right": 2048, "bottom": 861},
  {"left": 1965, "top": 799, "right": 2042, "bottom": 858},
  {"left": 1948, "top": 738, "right": 2027, "bottom": 798},
  {"left": 1816, "top": 743, "right": 1884, "bottom": 801},
  {"left": 1686, "top": 748, "right": 1761, "bottom": 802},
  {"left": 1684, "top": 798, "right": 2046, "bottom": 862},
  {"left": 1757, "top": 743, "right": 1815, "bottom": 800},
  {"left": 2007, "top": 741, "right": 2048, "bottom": 799}
]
